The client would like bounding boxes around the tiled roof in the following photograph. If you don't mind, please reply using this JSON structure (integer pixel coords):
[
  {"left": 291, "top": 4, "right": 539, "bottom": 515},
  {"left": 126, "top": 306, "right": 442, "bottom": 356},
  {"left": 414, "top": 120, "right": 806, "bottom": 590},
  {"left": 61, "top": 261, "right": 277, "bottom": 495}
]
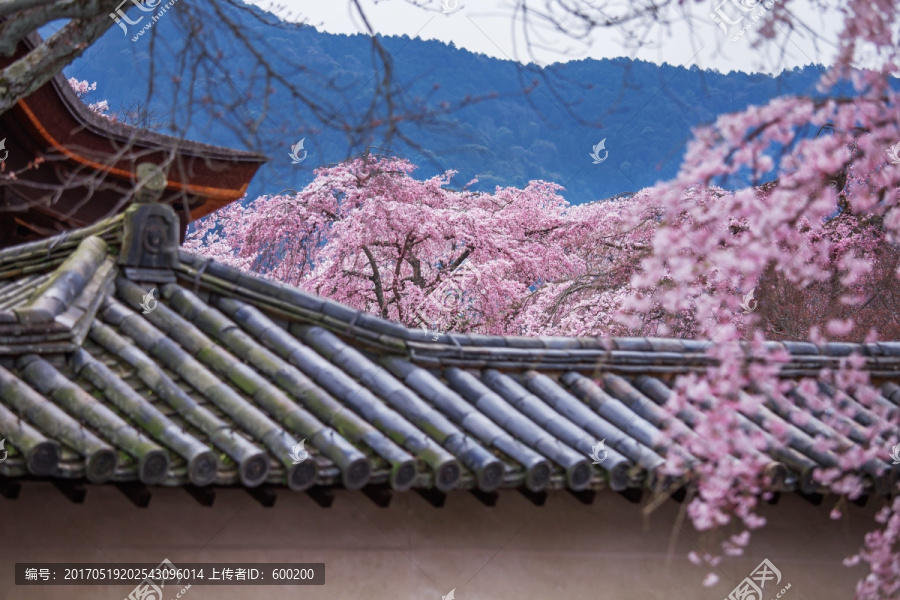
[
  {"left": 0, "top": 32, "right": 266, "bottom": 249},
  {"left": 0, "top": 202, "right": 898, "bottom": 507}
]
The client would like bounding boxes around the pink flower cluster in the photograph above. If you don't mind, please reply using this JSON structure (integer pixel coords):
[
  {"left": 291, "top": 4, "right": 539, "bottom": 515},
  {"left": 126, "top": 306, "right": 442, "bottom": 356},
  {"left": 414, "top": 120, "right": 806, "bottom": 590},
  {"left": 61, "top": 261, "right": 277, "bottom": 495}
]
[
  {"left": 67, "top": 77, "right": 112, "bottom": 120},
  {"left": 186, "top": 1, "right": 900, "bottom": 593}
]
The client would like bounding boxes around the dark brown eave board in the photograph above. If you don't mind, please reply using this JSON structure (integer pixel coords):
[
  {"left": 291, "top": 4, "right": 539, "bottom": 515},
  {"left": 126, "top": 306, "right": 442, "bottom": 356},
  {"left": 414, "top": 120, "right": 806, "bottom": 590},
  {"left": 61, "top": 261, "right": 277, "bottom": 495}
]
[{"left": 0, "top": 30, "right": 267, "bottom": 247}]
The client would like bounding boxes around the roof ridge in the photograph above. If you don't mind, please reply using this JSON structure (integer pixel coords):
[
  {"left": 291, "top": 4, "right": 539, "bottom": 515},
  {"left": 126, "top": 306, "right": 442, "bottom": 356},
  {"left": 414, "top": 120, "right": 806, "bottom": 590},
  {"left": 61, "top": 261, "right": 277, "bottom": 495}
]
[
  {"left": 5, "top": 204, "right": 900, "bottom": 363},
  {"left": 0, "top": 235, "right": 117, "bottom": 353},
  {"left": 11, "top": 236, "right": 108, "bottom": 324},
  {"left": 0, "top": 213, "right": 122, "bottom": 269},
  {"left": 176, "top": 248, "right": 900, "bottom": 363}
]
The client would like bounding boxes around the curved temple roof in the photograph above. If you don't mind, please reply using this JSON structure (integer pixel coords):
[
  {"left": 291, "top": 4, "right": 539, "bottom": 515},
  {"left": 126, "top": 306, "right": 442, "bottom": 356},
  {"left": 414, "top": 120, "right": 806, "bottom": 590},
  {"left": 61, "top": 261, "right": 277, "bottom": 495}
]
[
  {"left": 0, "top": 32, "right": 267, "bottom": 248},
  {"left": 0, "top": 202, "right": 898, "bottom": 508}
]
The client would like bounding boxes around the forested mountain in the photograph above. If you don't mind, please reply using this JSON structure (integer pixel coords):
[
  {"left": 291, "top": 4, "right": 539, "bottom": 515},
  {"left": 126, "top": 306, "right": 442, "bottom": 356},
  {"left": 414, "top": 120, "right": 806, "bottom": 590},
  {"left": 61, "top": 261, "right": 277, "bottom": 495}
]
[{"left": 60, "top": 4, "right": 854, "bottom": 203}]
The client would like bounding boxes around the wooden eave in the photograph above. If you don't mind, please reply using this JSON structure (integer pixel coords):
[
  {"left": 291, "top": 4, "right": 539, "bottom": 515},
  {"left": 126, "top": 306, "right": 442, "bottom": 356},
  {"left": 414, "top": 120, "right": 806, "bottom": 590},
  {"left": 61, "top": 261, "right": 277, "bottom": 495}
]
[{"left": 0, "top": 30, "right": 267, "bottom": 247}]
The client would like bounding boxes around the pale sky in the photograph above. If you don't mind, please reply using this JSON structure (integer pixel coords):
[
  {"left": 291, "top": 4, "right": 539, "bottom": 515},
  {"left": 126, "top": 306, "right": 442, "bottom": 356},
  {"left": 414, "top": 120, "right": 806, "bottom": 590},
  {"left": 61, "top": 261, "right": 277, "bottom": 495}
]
[{"left": 246, "top": 0, "right": 847, "bottom": 74}]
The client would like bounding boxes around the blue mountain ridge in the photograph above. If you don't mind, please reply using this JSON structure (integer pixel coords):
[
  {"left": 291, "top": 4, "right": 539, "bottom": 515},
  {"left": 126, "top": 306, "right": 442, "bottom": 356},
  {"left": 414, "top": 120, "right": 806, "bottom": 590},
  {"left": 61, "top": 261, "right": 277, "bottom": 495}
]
[{"left": 56, "top": 2, "right": 866, "bottom": 204}]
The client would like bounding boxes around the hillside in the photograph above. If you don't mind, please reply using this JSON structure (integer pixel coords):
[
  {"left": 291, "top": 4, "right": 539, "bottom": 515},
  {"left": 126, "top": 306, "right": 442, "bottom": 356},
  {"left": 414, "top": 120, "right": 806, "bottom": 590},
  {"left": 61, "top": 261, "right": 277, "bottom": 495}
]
[{"left": 60, "top": 3, "right": 848, "bottom": 203}]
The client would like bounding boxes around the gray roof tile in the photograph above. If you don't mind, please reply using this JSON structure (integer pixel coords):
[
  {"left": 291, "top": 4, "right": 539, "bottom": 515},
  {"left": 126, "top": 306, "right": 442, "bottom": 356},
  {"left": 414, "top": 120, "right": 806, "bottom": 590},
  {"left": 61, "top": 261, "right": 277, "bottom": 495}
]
[{"left": 0, "top": 203, "right": 895, "bottom": 503}]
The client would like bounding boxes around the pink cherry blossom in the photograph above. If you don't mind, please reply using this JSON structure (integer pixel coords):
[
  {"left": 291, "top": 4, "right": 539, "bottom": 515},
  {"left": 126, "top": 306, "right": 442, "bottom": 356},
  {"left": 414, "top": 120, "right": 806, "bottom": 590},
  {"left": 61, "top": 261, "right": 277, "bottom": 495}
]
[{"left": 185, "top": 2, "right": 900, "bottom": 593}]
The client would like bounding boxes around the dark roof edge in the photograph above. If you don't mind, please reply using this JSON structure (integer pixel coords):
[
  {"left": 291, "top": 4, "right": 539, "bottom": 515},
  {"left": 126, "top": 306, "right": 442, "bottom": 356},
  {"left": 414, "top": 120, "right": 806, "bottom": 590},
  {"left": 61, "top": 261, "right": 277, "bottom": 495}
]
[
  {"left": 22, "top": 32, "right": 267, "bottom": 165},
  {"left": 3, "top": 202, "right": 898, "bottom": 368},
  {"left": 174, "top": 248, "right": 900, "bottom": 364},
  {"left": 0, "top": 213, "right": 122, "bottom": 264}
]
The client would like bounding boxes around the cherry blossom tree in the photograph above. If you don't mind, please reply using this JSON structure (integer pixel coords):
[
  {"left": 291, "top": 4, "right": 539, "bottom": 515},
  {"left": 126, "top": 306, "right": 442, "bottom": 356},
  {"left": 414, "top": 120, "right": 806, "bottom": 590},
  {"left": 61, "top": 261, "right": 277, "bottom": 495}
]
[
  {"left": 606, "top": 4, "right": 900, "bottom": 595},
  {"left": 68, "top": 78, "right": 112, "bottom": 119},
  {"left": 187, "top": 146, "right": 900, "bottom": 598},
  {"left": 186, "top": 2, "right": 900, "bottom": 596},
  {"left": 184, "top": 153, "right": 584, "bottom": 335}
]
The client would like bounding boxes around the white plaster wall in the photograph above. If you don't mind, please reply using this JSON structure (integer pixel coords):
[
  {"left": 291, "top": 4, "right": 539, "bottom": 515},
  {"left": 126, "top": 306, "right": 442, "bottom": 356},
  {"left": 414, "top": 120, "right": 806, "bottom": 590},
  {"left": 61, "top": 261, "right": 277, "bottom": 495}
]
[{"left": 0, "top": 483, "right": 878, "bottom": 599}]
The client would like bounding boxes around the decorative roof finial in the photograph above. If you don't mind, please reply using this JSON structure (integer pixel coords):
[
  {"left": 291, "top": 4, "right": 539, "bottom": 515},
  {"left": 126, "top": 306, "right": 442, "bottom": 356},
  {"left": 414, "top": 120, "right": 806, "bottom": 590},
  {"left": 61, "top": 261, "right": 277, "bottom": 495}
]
[
  {"left": 119, "top": 201, "right": 179, "bottom": 282},
  {"left": 134, "top": 162, "right": 167, "bottom": 204}
]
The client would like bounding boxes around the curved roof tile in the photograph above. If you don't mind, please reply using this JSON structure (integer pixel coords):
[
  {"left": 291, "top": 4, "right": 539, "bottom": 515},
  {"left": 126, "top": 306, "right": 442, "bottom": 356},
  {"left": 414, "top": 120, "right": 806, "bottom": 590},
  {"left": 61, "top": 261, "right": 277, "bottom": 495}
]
[{"left": 0, "top": 202, "right": 896, "bottom": 507}]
